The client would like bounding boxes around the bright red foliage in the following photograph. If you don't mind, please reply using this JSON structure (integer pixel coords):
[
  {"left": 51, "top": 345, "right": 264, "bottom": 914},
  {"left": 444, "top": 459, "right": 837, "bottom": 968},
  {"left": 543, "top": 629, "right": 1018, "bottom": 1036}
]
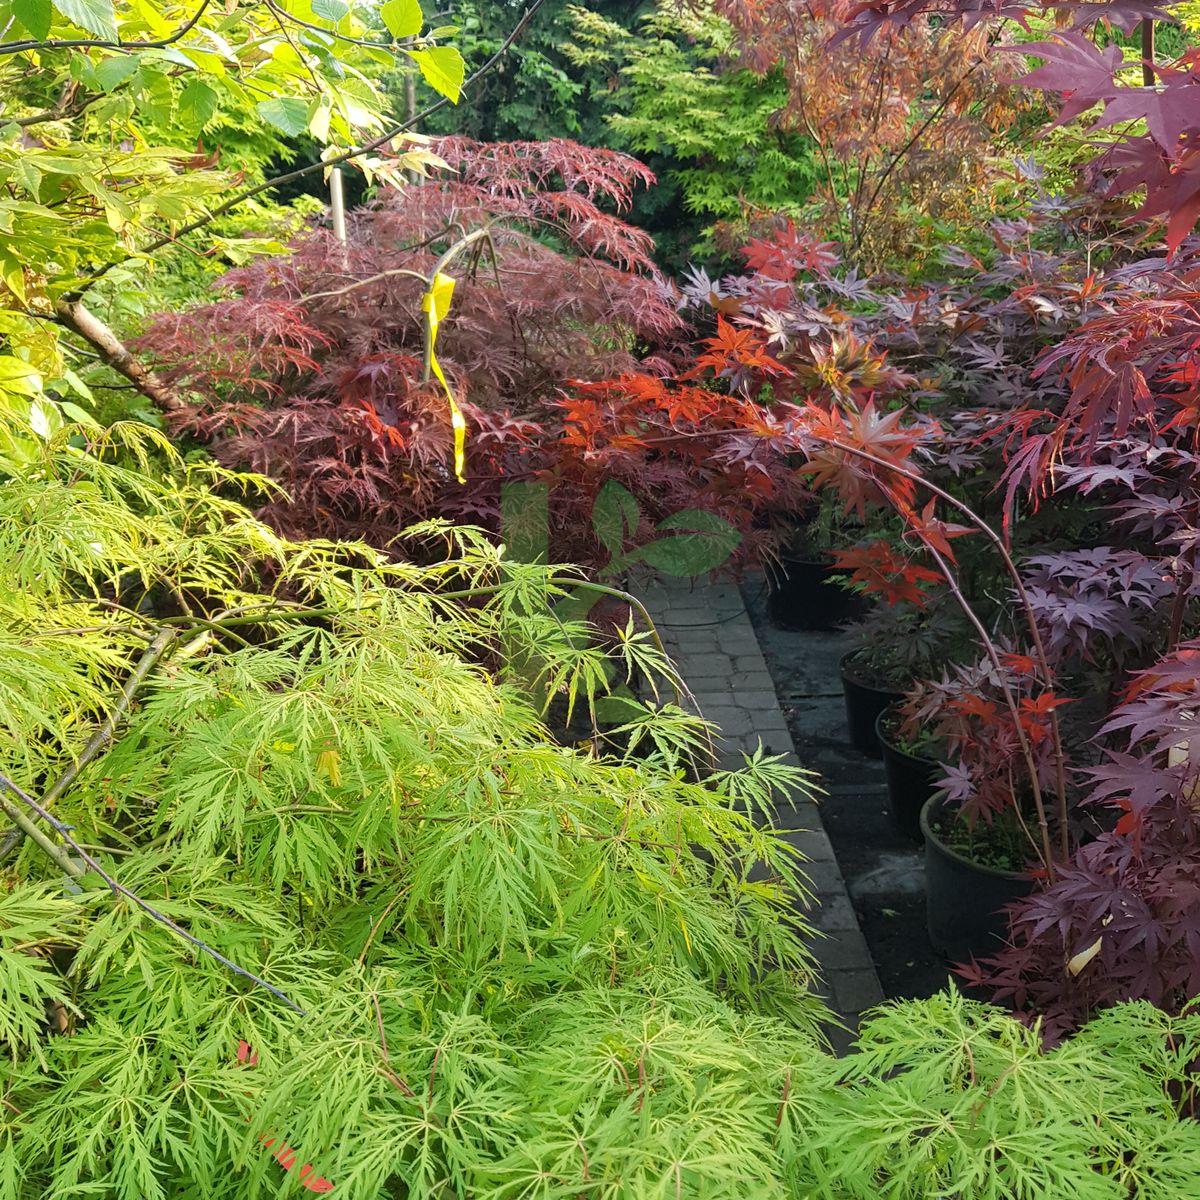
[{"left": 831, "top": 540, "right": 942, "bottom": 607}]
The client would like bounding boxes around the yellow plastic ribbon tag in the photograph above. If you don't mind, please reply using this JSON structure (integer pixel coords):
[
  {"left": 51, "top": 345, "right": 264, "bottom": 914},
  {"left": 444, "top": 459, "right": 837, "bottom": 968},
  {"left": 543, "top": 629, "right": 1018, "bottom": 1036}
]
[{"left": 422, "top": 271, "right": 466, "bottom": 484}]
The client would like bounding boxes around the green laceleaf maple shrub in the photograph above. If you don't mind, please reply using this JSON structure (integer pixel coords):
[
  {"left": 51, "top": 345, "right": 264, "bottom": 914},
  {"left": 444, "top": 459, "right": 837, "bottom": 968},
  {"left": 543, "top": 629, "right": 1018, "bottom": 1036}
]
[{"left": 1, "top": 415, "right": 1200, "bottom": 1198}]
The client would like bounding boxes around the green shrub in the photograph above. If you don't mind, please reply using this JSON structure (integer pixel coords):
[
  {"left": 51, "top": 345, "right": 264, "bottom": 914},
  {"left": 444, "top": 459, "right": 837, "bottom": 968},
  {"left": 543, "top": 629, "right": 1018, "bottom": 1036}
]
[{"left": 2, "top": 417, "right": 1198, "bottom": 1197}]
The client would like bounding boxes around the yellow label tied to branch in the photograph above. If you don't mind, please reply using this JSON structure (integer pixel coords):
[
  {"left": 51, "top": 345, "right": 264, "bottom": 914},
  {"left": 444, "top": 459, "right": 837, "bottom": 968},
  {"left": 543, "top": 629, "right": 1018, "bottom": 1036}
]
[{"left": 422, "top": 271, "right": 466, "bottom": 484}]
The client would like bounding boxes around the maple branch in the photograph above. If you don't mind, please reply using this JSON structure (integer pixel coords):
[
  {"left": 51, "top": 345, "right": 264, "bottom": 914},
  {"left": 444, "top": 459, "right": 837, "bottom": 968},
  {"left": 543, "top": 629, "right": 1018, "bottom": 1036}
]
[
  {"left": 299, "top": 268, "right": 430, "bottom": 304},
  {"left": 52, "top": 299, "right": 186, "bottom": 411},
  {"left": 0, "top": 770, "right": 308, "bottom": 1014},
  {"left": 63, "top": 0, "right": 549, "bottom": 303},
  {"left": 262, "top": 0, "right": 407, "bottom": 51},
  {"left": 821, "top": 437, "right": 1070, "bottom": 858},
  {"left": 0, "top": 0, "right": 212, "bottom": 56},
  {"left": 918, "top": 538, "right": 1057, "bottom": 877},
  {"left": 1167, "top": 545, "right": 1196, "bottom": 653},
  {"left": 0, "top": 629, "right": 178, "bottom": 863},
  {"left": 9, "top": 86, "right": 102, "bottom": 127},
  {"left": 857, "top": 65, "right": 975, "bottom": 253},
  {"left": 782, "top": 11, "right": 847, "bottom": 245}
]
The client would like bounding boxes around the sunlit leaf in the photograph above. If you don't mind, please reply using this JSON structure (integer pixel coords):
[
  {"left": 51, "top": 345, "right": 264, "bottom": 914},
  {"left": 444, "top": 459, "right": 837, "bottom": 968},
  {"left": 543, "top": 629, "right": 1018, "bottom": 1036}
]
[
  {"left": 52, "top": 0, "right": 118, "bottom": 40},
  {"left": 408, "top": 45, "right": 464, "bottom": 102},
  {"left": 380, "top": 0, "right": 422, "bottom": 38}
]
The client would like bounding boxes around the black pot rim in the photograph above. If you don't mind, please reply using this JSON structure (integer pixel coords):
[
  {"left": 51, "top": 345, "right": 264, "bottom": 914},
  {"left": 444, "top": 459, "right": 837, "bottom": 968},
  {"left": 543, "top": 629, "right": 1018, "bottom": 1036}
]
[
  {"left": 919, "top": 792, "right": 1031, "bottom": 881},
  {"left": 777, "top": 550, "right": 834, "bottom": 566},
  {"left": 875, "top": 704, "right": 941, "bottom": 769},
  {"left": 839, "top": 649, "right": 907, "bottom": 695}
]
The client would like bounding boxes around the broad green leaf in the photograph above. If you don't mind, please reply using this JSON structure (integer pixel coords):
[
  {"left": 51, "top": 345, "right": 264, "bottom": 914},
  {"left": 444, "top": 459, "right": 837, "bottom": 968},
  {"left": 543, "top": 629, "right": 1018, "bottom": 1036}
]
[
  {"left": 28, "top": 396, "right": 60, "bottom": 438},
  {"left": 312, "top": 0, "right": 350, "bottom": 19},
  {"left": 0, "top": 250, "right": 27, "bottom": 304},
  {"left": 630, "top": 510, "right": 741, "bottom": 576},
  {"left": 256, "top": 97, "right": 310, "bottom": 137},
  {"left": 52, "top": 0, "right": 118, "bottom": 40},
  {"left": 59, "top": 400, "right": 101, "bottom": 427},
  {"left": 9, "top": 158, "right": 43, "bottom": 202},
  {"left": 59, "top": 369, "right": 94, "bottom": 402},
  {"left": 0, "top": 313, "right": 59, "bottom": 374},
  {"left": 12, "top": 0, "right": 52, "bottom": 40},
  {"left": 92, "top": 53, "right": 140, "bottom": 92},
  {"left": 591, "top": 479, "right": 640, "bottom": 556},
  {"left": 177, "top": 78, "right": 218, "bottom": 126},
  {"left": 381, "top": 0, "right": 422, "bottom": 38},
  {"left": 408, "top": 46, "right": 465, "bottom": 102}
]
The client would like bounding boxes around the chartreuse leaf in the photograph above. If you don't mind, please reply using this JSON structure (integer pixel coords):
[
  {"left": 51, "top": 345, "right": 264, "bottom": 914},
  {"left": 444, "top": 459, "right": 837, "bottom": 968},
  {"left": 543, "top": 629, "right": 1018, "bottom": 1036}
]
[
  {"left": 256, "top": 97, "right": 310, "bottom": 136},
  {"left": 52, "top": 0, "right": 118, "bottom": 41},
  {"left": 177, "top": 78, "right": 218, "bottom": 127},
  {"left": 312, "top": 0, "right": 350, "bottom": 19},
  {"left": 408, "top": 45, "right": 465, "bottom": 102},
  {"left": 12, "top": 0, "right": 53, "bottom": 40},
  {"left": 0, "top": 356, "right": 42, "bottom": 397},
  {"left": 92, "top": 53, "right": 140, "bottom": 92},
  {"left": 381, "top": 0, "right": 422, "bottom": 38},
  {"left": 0, "top": 250, "right": 27, "bottom": 304},
  {"left": 308, "top": 94, "right": 333, "bottom": 142}
]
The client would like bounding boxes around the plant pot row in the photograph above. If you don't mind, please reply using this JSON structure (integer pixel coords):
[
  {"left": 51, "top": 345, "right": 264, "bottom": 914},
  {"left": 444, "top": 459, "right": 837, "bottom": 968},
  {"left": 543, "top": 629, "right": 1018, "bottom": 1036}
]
[
  {"left": 835, "top": 652, "right": 1031, "bottom": 963},
  {"left": 769, "top": 574, "right": 1032, "bottom": 965},
  {"left": 768, "top": 556, "right": 869, "bottom": 632},
  {"left": 873, "top": 703, "right": 1034, "bottom": 963}
]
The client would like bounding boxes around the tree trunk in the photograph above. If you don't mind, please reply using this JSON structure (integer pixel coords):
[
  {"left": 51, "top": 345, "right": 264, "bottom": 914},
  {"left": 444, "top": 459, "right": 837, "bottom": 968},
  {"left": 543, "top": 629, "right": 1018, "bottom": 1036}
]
[{"left": 53, "top": 299, "right": 183, "bottom": 412}]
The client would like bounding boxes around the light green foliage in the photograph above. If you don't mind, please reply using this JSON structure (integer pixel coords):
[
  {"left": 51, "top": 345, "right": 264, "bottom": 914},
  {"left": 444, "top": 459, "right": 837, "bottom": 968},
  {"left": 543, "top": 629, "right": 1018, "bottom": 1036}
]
[
  {"left": 1, "top": 424, "right": 1199, "bottom": 1196},
  {"left": 566, "top": 1, "right": 816, "bottom": 240},
  {"left": 0, "top": 0, "right": 464, "bottom": 438},
  {"left": 0, "top": 411, "right": 832, "bottom": 1195}
]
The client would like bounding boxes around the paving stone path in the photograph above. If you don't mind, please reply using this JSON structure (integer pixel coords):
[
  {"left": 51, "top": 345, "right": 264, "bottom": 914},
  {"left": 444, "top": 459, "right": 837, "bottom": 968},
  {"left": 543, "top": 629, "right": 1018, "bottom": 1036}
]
[{"left": 635, "top": 573, "right": 884, "bottom": 1045}]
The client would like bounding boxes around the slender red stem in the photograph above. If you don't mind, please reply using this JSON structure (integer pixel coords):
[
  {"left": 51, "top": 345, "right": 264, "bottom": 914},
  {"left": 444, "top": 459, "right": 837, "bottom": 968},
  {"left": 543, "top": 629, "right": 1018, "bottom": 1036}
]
[{"left": 819, "top": 436, "right": 1070, "bottom": 859}]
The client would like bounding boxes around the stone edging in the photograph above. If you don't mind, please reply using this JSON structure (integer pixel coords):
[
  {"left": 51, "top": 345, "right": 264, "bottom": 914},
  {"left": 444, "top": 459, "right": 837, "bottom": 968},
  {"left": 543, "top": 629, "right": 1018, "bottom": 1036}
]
[{"left": 634, "top": 574, "right": 884, "bottom": 1047}]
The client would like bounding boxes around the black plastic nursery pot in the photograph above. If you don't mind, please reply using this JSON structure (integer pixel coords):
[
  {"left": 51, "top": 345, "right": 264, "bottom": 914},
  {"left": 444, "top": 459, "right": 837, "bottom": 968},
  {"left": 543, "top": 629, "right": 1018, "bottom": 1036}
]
[
  {"left": 875, "top": 705, "right": 940, "bottom": 842},
  {"left": 839, "top": 652, "right": 904, "bottom": 758},
  {"left": 767, "top": 556, "right": 868, "bottom": 632},
  {"left": 920, "top": 793, "right": 1036, "bottom": 964}
]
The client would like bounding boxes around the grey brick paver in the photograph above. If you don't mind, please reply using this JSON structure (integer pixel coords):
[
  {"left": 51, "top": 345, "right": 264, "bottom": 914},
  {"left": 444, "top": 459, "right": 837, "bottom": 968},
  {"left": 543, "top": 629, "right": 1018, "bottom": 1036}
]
[{"left": 635, "top": 572, "right": 883, "bottom": 1044}]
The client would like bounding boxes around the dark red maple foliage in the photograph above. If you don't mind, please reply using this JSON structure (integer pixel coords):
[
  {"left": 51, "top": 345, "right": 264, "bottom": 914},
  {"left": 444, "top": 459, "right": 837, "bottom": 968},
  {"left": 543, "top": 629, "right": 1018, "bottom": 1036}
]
[
  {"left": 967, "top": 641, "right": 1200, "bottom": 1040},
  {"left": 138, "top": 140, "right": 826, "bottom": 565},
  {"left": 139, "top": 140, "right": 687, "bottom": 559}
]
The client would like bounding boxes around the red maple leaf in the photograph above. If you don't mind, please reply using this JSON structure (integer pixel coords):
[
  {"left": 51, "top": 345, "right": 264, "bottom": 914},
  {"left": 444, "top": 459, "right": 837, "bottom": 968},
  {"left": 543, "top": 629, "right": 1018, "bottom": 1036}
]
[
  {"left": 903, "top": 498, "right": 975, "bottom": 563},
  {"left": 799, "top": 401, "right": 924, "bottom": 518},
  {"left": 831, "top": 540, "right": 942, "bottom": 608},
  {"left": 681, "top": 316, "right": 789, "bottom": 380}
]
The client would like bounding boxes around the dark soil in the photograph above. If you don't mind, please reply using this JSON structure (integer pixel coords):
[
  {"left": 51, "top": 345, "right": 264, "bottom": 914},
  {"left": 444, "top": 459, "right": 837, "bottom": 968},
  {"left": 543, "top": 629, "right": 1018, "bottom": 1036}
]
[{"left": 744, "top": 577, "right": 960, "bottom": 1001}]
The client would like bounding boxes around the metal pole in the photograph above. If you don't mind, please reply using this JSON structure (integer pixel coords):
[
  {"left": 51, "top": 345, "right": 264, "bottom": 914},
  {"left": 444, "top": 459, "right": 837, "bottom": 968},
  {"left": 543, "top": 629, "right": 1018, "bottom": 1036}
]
[
  {"left": 405, "top": 73, "right": 420, "bottom": 186},
  {"left": 330, "top": 167, "right": 347, "bottom": 243}
]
